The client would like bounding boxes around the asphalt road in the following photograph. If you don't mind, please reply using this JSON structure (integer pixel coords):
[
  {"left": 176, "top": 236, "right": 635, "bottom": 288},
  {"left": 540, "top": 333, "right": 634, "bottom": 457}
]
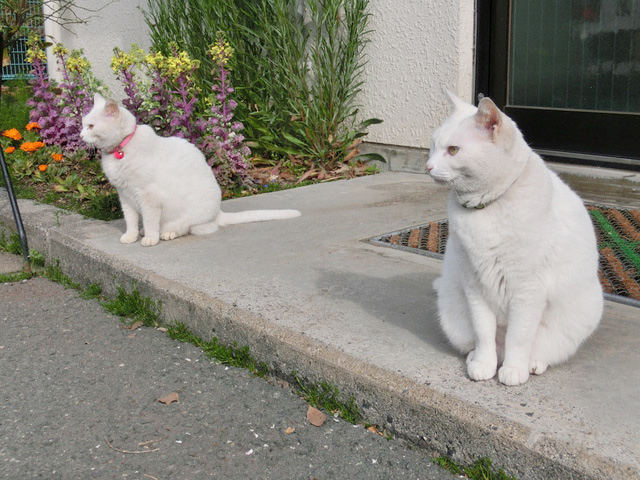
[{"left": 0, "top": 276, "right": 457, "bottom": 480}]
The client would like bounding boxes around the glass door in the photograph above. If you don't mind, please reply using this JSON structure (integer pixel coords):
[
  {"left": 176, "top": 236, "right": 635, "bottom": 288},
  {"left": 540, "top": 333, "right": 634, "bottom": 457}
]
[{"left": 476, "top": 0, "right": 640, "bottom": 169}]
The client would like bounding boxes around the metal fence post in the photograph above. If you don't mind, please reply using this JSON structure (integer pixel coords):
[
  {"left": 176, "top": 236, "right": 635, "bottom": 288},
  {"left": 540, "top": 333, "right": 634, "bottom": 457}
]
[{"left": 0, "top": 149, "right": 31, "bottom": 273}]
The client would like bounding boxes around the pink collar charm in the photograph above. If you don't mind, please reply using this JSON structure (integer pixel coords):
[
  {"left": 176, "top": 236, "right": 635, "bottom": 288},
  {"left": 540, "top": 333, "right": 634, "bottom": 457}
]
[{"left": 109, "top": 125, "right": 137, "bottom": 159}]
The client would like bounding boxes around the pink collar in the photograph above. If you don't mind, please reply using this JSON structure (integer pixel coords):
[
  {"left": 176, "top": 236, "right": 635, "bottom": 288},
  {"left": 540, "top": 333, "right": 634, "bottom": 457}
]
[{"left": 108, "top": 125, "right": 137, "bottom": 159}]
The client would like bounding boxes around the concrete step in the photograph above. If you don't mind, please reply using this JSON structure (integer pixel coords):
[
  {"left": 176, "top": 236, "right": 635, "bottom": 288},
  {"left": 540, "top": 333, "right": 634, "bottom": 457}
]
[{"left": 1, "top": 171, "right": 638, "bottom": 480}]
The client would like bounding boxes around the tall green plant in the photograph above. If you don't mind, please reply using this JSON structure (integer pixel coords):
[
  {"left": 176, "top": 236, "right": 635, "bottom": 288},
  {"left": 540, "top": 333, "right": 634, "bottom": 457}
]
[{"left": 144, "top": 0, "right": 383, "bottom": 169}]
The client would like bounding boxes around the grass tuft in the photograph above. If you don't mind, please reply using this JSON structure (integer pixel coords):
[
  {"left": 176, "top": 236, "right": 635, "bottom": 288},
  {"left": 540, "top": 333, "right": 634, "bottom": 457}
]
[
  {"left": 167, "top": 322, "right": 268, "bottom": 377},
  {"left": 292, "top": 372, "right": 361, "bottom": 424},
  {"left": 433, "top": 457, "right": 518, "bottom": 480},
  {"left": 101, "top": 285, "right": 162, "bottom": 327},
  {"left": 81, "top": 283, "right": 103, "bottom": 300},
  {"left": 0, "top": 271, "right": 33, "bottom": 283},
  {"left": 44, "top": 263, "right": 81, "bottom": 290}
]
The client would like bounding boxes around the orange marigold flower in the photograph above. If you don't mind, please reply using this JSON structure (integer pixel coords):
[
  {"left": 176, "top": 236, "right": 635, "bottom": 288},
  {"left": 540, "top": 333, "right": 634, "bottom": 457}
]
[
  {"left": 51, "top": 153, "right": 63, "bottom": 162},
  {"left": 25, "top": 122, "right": 41, "bottom": 131},
  {"left": 38, "top": 164, "right": 48, "bottom": 172},
  {"left": 4, "top": 146, "right": 15, "bottom": 154},
  {"left": 2, "top": 128, "right": 22, "bottom": 141},
  {"left": 20, "top": 141, "right": 45, "bottom": 153}
]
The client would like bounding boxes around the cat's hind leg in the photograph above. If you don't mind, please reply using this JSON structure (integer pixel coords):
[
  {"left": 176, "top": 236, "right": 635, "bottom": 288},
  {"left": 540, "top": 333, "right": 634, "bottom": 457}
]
[
  {"left": 159, "top": 221, "right": 189, "bottom": 241},
  {"left": 190, "top": 221, "right": 219, "bottom": 236},
  {"left": 528, "top": 286, "right": 602, "bottom": 374}
]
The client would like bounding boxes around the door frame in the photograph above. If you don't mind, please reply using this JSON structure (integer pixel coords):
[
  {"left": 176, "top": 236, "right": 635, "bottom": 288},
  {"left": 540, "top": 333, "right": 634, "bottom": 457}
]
[{"left": 474, "top": 0, "right": 640, "bottom": 170}]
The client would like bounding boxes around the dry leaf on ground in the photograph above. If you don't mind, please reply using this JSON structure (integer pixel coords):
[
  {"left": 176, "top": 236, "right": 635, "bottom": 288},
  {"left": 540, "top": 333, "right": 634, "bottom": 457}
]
[
  {"left": 306, "top": 406, "right": 327, "bottom": 427},
  {"left": 122, "top": 320, "right": 143, "bottom": 330},
  {"left": 158, "top": 392, "right": 179, "bottom": 405}
]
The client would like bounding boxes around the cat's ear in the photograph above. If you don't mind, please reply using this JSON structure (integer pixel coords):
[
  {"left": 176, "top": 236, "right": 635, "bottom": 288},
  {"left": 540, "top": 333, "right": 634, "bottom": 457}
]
[
  {"left": 93, "top": 93, "right": 105, "bottom": 106},
  {"left": 474, "top": 97, "right": 501, "bottom": 139},
  {"left": 446, "top": 90, "right": 470, "bottom": 112},
  {"left": 103, "top": 98, "right": 120, "bottom": 118}
]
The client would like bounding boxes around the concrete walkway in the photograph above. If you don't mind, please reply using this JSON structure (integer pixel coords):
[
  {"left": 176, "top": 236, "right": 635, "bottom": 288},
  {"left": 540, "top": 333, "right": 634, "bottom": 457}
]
[{"left": 1, "top": 169, "right": 639, "bottom": 480}]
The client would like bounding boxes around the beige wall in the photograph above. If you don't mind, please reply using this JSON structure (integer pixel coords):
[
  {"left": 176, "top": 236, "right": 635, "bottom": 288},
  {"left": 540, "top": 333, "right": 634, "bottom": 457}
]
[
  {"left": 357, "top": 1, "right": 475, "bottom": 150},
  {"left": 45, "top": 0, "right": 151, "bottom": 98}
]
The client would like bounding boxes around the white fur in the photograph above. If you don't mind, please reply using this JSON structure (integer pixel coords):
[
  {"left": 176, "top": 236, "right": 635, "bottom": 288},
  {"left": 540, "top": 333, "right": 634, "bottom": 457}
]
[
  {"left": 426, "top": 93, "right": 602, "bottom": 386},
  {"left": 81, "top": 94, "right": 300, "bottom": 247}
]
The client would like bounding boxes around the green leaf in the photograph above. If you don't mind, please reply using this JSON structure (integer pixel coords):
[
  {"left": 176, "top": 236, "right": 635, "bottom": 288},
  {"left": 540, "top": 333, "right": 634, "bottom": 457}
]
[
  {"left": 354, "top": 152, "right": 386, "bottom": 163},
  {"left": 282, "top": 132, "right": 307, "bottom": 148},
  {"left": 358, "top": 118, "right": 383, "bottom": 129}
]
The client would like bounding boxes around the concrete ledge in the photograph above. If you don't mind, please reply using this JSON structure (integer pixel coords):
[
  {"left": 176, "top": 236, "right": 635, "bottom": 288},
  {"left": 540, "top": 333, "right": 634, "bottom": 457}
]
[{"left": 1, "top": 174, "right": 638, "bottom": 480}]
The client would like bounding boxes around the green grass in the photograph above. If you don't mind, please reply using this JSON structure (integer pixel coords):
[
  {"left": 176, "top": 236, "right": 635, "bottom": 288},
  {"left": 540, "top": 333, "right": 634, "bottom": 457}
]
[
  {"left": 433, "top": 457, "right": 518, "bottom": 480},
  {"left": 80, "top": 283, "right": 103, "bottom": 300},
  {"left": 43, "top": 263, "right": 81, "bottom": 290},
  {"left": 292, "top": 372, "right": 361, "bottom": 424},
  {"left": 101, "top": 284, "right": 162, "bottom": 327},
  {"left": 167, "top": 322, "right": 268, "bottom": 377},
  {"left": 0, "top": 79, "right": 32, "bottom": 128},
  {"left": 0, "top": 230, "right": 45, "bottom": 268},
  {"left": 0, "top": 271, "right": 33, "bottom": 283}
]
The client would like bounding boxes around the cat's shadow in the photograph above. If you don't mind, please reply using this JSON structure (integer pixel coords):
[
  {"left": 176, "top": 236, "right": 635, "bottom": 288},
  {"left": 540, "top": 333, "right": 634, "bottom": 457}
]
[{"left": 315, "top": 269, "right": 453, "bottom": 355}]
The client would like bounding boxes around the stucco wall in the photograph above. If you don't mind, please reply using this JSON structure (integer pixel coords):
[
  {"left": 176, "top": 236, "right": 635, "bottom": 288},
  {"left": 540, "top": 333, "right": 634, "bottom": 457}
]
[
  {"left": 357, "top": 1, "right": 475, "bottom": 150},
  {"left": 44, "top": 0, "right": 474, "bottom": 159},
  {"left": 45, "top": 0, "right": 151, "bottom": 98}
]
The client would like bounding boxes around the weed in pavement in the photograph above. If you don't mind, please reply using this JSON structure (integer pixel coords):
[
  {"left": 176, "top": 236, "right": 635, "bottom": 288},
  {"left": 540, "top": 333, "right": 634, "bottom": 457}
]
[
  {"left": 167, "top": 322, "right": 268, "bottom": 377},
  {"left": 101, "top": 285, "right": 162, "bottom": 327},
  {"left": 292, "top": 372, "right": 361, "bottom": 424},
  {"left": 434, "top": 456, "right": 518, "bottom": 480},
  {"left": 0, "top": 271, "right": 33, "bottom": 283}
]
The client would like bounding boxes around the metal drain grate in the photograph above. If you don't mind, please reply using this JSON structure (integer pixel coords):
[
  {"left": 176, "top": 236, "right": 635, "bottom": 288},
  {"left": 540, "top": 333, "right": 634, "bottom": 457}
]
[{"left": 369, "top": 204, "right": 640, "bottom": 306}]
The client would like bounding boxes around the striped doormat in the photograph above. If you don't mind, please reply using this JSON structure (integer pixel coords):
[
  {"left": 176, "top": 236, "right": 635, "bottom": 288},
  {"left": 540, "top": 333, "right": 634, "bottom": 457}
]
[{"left": 369, "top": 205, "right": 640, "bottom": 304}]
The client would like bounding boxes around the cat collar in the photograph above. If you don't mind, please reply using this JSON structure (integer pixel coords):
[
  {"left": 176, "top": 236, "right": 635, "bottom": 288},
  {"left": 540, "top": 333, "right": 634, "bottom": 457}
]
[
  {"left": 461, "top": 201, "right": 487, "bottom": 210},
  {"left": 109, "top": 125, "right": 137, "bottom": 159}
]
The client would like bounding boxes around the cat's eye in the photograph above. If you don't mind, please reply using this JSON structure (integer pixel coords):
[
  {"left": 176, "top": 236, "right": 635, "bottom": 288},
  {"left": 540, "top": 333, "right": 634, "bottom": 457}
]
[
  {"left": 87, "top": 124, "right": 94, "bottom": 129},
  {"left": 447, "top": 146, "right": 459, "bottom": 156}
]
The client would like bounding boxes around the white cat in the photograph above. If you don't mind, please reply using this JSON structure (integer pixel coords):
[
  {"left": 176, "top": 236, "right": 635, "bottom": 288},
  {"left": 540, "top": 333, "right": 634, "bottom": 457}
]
[
  {"left": 81, "top": 94, "right": 301, "bottom": 247},
  {"left": 426, "top": 93, "right": 602, "bottom": 386}
]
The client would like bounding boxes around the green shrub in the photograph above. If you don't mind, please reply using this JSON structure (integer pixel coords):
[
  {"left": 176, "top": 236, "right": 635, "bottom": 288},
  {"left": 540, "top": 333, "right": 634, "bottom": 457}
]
[{"left": 144, "top": 0, "right": 383, "bottom": 169}]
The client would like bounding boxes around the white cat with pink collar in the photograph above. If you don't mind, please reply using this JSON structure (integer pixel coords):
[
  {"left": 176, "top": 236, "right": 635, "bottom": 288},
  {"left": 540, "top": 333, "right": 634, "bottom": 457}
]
[{"left": 81, "top": 94, "right": 300, "bottom": 247}]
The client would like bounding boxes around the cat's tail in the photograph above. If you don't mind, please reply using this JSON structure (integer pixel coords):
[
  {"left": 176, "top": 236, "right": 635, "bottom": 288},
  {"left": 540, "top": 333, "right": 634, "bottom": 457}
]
[{"left": 215, "top": 209, "right": 301, "bottom": 227}]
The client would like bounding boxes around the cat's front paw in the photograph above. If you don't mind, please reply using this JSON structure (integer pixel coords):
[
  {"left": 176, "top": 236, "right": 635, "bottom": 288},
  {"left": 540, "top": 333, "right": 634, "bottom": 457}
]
[
  {"left": 120, "top": 232, "right": 139, "bottom": 244},
  {"left": 467, "top": 359, "right": 497, "bottom": 381},
  {"left": 141, "top": 236, "right": 160, "bottom": 247},
  {"left": 498, "top": 365, "right": 529, "bottom": 386},
  {"left": 160, "top": 231, "right": 178, "bottom": 241}
]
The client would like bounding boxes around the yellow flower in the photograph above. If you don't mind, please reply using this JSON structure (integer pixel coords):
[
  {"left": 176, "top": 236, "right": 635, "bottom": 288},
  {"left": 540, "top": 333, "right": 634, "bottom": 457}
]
[
  {"left": 26, "top": 122, "right": 41, "bottom": 131},
  {"left": 145, "top": 47, "right": 199, "bottom": 80},
  {"left": 111, "top": 45, "right": 145, "bottom": 73},
  {"left": 26, "top": 33, "right": 47, "bottom": 63},
  {"left": 53, "top": 44, "right": 69, "bottom": 57},
  {"left": 66, "top": 50, "right": 91, "bottom": 73},
  {"left": 3, "top": 128, "right": 22, "bottom": 141},
  {"left": 209, "top": 39, "right": 233, "bottom": 67},
  {"left": 4, "top": 146, "right": 15, "bottom": 154}
]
